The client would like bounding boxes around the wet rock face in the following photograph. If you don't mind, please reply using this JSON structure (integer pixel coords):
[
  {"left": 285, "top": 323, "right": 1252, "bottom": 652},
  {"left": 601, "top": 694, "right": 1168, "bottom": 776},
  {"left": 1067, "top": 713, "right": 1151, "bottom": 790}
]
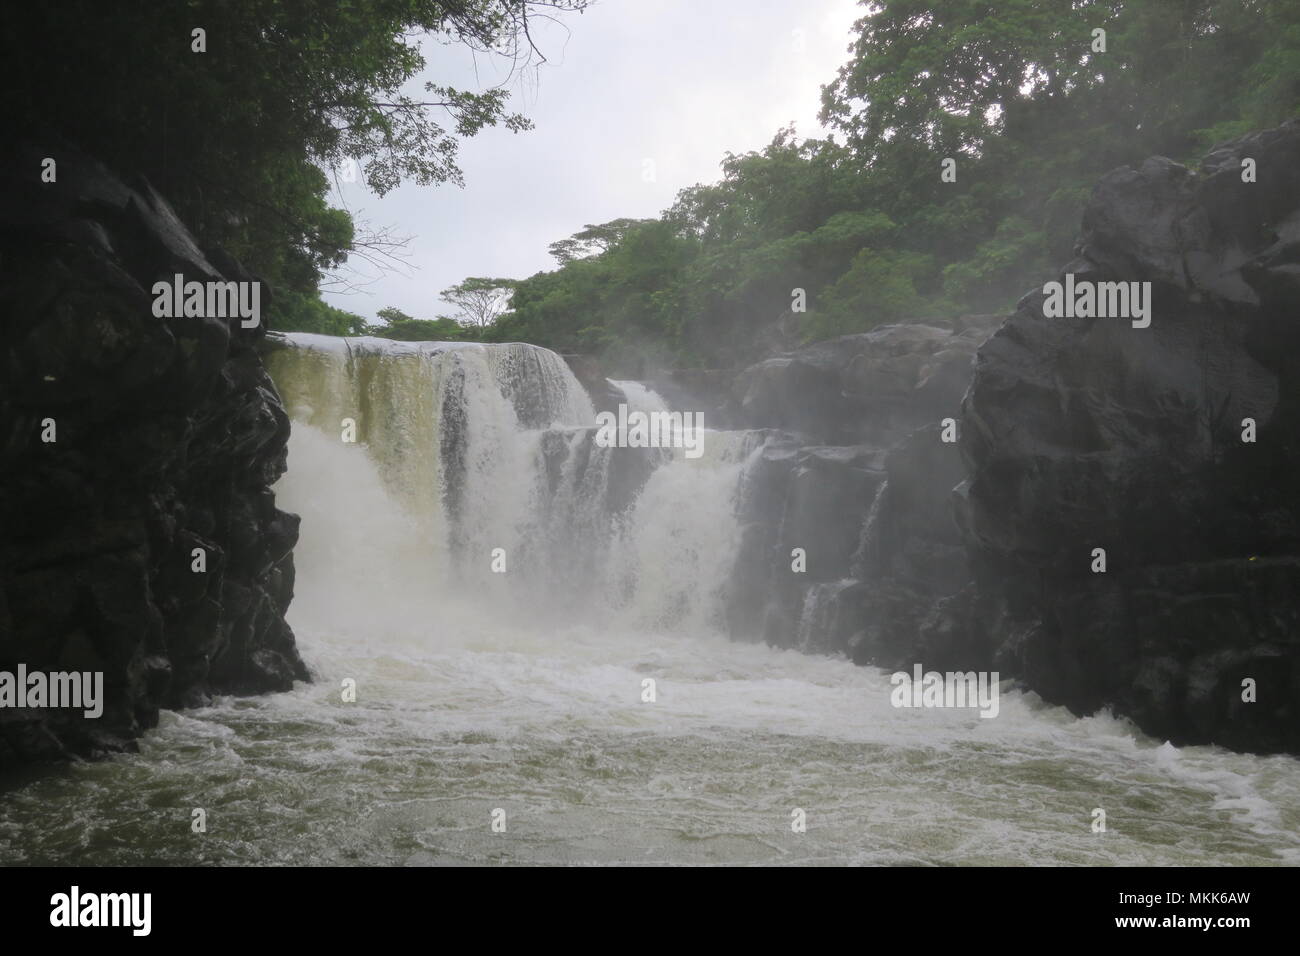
[
  {"left": 561, "top": 353, "right": 624, "bottom": 415},
  {"left": 726, "top": 321, "right": 997, "bottom": 662},
  {"left": 727, "top": 122, "right": 1300, "bottom": 755},
  {"left": 958, "top": 120, "right": 1300, "bottom": 753},
  {"left": 0, "top": 146, "right": 308, "bottom": 768},
  {"left": 733, "top": 318, "right": 1000, "bottom": 446},
  {"left": 726, "top": 437, "right": 887, "bottom": 647}
]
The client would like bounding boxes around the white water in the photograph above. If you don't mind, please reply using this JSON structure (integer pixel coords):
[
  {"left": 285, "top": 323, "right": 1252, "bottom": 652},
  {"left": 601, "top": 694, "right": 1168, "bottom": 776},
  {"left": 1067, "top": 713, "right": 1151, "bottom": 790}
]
[
  {"left": 610, "top": 379, "right": 668, "bottom": 413},
  {"left": 2, "top": 336, "right": 1297, "bottom": 866}
]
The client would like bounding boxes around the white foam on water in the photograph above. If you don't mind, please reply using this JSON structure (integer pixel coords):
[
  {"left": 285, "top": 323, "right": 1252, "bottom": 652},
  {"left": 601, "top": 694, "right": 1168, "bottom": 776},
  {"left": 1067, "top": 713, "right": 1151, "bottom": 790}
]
[{"left": 1, "top": 336, "right": 1296, "bottom": 866}]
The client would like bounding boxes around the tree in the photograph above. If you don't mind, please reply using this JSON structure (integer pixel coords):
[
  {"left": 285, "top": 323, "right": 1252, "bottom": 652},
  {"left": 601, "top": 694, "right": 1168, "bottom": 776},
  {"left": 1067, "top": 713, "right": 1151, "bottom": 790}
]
[
  {"left": 440, "top": 278, "right": 518, "bottom": 328},
  {"left": 367, "top": 307, "right": 478, "bottom": 341},
  {"left": 1, "top": 1, "right": 591, "bottom": 311},
  {"left": 323, "top": 2, "right": 1300, "bottom": 367},
  {"left": 270, "top": 290, "right": 369, "bottom": 336},
  {"left": 547, "top": 219, "right": 658, "bottom": 264}
]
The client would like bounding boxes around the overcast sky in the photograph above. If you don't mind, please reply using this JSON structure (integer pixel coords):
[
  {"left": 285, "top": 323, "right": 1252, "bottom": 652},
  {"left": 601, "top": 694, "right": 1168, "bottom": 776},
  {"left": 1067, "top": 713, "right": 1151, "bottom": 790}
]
[{"left": 322, "top": 0, "right": 862, "bottom": 322}]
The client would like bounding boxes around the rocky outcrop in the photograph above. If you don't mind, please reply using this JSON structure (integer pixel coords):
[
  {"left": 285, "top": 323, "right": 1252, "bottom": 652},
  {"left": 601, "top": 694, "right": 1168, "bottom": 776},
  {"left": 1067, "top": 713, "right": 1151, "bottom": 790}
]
[
  {"left": 729, "top": 121, "right": 1300, "bottom": 755},
  {"left": 0, "top": 145, "right": 307, "bottom": 768},
  {"left": 561, "top": 353, "right": 624, "bottom": 414},
  {"left": 725, "top": 319, "right": 999, "bottom": 661},
  {"left": 733, "top": 317, "right": 999, "bottom": 444},
  {"left": 955, "top": 120, "right": 1300, "bottom": 753}
]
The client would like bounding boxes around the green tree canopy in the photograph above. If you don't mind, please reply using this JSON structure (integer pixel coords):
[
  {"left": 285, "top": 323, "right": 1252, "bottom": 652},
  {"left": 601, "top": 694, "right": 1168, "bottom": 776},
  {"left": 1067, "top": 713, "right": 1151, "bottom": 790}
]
[
  {"left": 366, "top": 306, "right": 480, "bottom": 341},
  {"left": 440, "top": 277, "right": 518, "bottom": 328},
  {"left": 483, "top": 0, "right": 1300, "bottom": 373},
  {"left": 3, "top": 0, "right": 589, "bottom": 330}
]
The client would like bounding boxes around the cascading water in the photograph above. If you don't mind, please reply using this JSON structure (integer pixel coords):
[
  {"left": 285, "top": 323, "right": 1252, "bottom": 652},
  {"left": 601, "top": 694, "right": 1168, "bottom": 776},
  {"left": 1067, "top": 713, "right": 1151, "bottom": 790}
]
[
  {"left": 609, "top": 379, "right": 668, "bottom": 413},
  {"left": 268, "top": 334, "right": 607, "bottom": 611},
  {"left": 2, "top": 334, "right": 1297, "bottom": 866},
  {"left": 267, "top": 335, "right": 753, "bottom": 622},
  {"left": 795, "top": 579, "right": 859, "bottom": 654},
  {"left": 603, "top": 429, "right": 760, "bottom": 632}
]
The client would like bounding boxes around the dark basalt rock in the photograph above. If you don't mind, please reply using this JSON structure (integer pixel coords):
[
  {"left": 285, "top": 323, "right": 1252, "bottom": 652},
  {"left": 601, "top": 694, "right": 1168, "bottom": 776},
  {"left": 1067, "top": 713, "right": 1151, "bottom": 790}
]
[
  {"left": 726, "top": 320, "right": 996, "bottom": 656},
  {"left": 727, "top": 121, "right": 1300, "bottom": 756},
  {"left": 561, "top": 353, "right": 624, "bottom": 414},
  {"left": 726, "top": 436, "right": 887, "bottom": 645},
  {"left": 0, "top": 144, "right": 308, "bottom": 768},
  {"left": 957, "top": 119, "right": 1300, "bottom": 754},
  {"left": 733, "top": 317, "right": 1000, "bottom": 446}
]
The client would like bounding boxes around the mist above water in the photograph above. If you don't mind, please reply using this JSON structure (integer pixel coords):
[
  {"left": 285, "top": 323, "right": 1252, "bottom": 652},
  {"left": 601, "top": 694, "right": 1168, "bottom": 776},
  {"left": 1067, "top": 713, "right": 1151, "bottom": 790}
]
[{"left": 1, "top": 335, "right": 1296, "bottom": 866}]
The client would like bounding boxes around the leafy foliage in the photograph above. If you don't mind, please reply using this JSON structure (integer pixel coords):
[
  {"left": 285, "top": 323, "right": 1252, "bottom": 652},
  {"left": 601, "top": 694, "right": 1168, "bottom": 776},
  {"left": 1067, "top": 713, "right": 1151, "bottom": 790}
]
[
  {"left": 269, "top": 289, "right": 369, "bottom": 337},
  {"left": 440, "top": 278, "right": 518, "bottom": 328},
  {"left": 484, "top": 0, "right": 1300, "bottom": 372},
  {"left": 365, "top": 307, "right": 481, "bottom": 341},
  {"left": 3, "top": 0, "right": 588, "bottom": 328}
]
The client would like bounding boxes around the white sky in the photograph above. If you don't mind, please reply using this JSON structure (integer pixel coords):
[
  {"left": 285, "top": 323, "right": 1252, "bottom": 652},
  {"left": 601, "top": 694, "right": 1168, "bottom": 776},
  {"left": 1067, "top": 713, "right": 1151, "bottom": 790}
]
[{"left": 322, "top": 0, "right": 863, "bottom": 322}]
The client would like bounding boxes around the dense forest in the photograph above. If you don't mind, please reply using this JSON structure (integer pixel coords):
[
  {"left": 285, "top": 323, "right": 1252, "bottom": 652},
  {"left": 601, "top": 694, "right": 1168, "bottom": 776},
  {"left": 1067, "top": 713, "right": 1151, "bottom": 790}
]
[
  {"left": 1, "top": 0, "right": 587, "bottom": 335},
  {"left": 9, "top": 1, "right": 1297, "bottom": 373},
  {"left": 480, "top": 0, "right": 1300, "bottom": 373}
]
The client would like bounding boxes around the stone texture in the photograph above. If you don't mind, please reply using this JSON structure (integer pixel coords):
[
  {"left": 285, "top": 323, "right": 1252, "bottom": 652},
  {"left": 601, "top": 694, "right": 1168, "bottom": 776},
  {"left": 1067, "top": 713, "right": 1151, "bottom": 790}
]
[
  {"left": 0, "top": 145, "right": 308, "bottom": 768},
  {"left": 956, "top": 120, "right": 1300, "bottom": 753},
  {"left": 727, "top": 121, "right": 1300, "bottom": 755},
  {"left": 733, "top": 318, "right": 999, "bottom": 445},
  {"left": 725, "top": 320, "right": 997, "bottom": 665}
]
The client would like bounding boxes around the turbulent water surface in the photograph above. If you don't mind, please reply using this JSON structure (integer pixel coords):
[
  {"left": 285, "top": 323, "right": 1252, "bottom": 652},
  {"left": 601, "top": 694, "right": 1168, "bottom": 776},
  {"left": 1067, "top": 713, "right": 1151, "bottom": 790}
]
[{"left": 2, "top": 335, "right": 1297, "bottom": 866}]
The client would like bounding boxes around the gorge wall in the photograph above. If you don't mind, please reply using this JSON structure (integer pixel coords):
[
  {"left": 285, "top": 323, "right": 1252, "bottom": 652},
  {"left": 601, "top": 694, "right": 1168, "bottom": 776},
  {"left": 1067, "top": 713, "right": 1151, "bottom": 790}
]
[
  {"left": 722, "top": 121, "right": 1300, "bottom": 755},
  {"left": 0, "top": 147, "right": 307, "bottom": 768},
  {"left": 957, "top": 121, "right": 1300, "bottom": 754},
  {"left": 3, "top": 120, "right": 1296, "bottom": 772},
  {"left": 724, "top": 317, "right": 998, "bottom": 665}
]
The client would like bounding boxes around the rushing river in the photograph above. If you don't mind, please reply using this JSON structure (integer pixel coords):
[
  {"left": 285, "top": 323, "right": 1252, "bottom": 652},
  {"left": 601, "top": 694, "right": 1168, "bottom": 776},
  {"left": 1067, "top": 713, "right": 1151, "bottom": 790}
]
[{"left": 2, "top": 336, "right": 1297, "bottom": 866}]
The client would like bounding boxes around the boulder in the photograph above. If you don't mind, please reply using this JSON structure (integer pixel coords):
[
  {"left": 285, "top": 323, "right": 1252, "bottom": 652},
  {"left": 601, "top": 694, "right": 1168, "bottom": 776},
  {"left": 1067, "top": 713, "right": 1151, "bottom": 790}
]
[
  {"left": 733, "top": 318, "right": 999, "bottom": 445},
  {"left": 957, "top": 120, "right": 1300, "bottom": 753}
]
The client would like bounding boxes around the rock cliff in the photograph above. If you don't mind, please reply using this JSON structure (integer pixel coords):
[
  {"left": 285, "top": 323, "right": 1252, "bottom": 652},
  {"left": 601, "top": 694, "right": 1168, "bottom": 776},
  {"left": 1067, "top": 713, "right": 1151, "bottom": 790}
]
[
  {"left": 957, "top": 120, "right": 1300, "bottom": 753},
  {"left": 0, "top": 146, "right": 307, "bottom": 768},
  {"left": 728, "top": 121, "right": 1300, "bottom": 754}
]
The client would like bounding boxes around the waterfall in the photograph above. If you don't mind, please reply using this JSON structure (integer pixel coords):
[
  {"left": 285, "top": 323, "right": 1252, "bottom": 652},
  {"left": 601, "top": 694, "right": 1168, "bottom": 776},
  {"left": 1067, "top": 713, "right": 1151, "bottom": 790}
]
[
  {"left": 9, "top": 337, "right": 1298, "bottom": 869},
  {"left": 603, "top": 430, "right": 763, "bottom": 632},
  {"left": 608, "top": 379, "right": 668, "bottom": 413},
  {"left": 795, "top": 579, "right": 859, "bottom": 653},
  {"left": 852, "top": 479, "right": 889, "bottom": 578},
  {"left": 266, "top": 334, "right": 759, "bottom": 629}
]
